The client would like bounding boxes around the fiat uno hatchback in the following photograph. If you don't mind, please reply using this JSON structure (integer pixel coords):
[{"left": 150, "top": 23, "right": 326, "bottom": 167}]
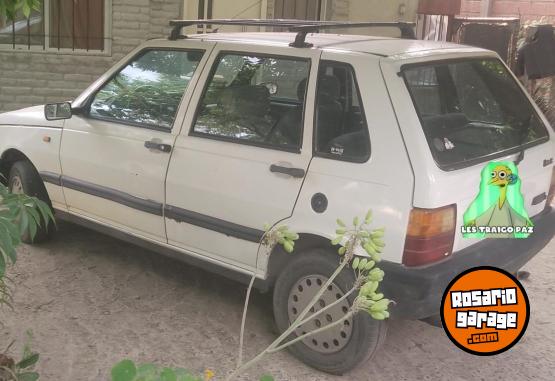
[{"left": 1, "top": 19, "right": 554, "bottom": 374}]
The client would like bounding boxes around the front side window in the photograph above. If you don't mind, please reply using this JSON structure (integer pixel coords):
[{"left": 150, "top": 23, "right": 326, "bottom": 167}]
[
  {"left": 315, "top": 61, "right": 370, "bottom": 162},
  {"left": 0, "top": 0, "right": 109, "bottom": 52},
  {"left": 404, "top": 59, "right": 549, "bottom": 170},
  {"left": 90, "top": 49, "right": 204, "bottom": 129},
  {"left": 192, "top": 53, "right": 310, "bottom": 150}
]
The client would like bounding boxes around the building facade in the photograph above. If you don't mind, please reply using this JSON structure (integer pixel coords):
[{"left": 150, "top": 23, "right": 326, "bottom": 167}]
[
  {"left": 0, "top": 0, "right": 417, "bottom": 112},
  {"left": 461, "top": 0, "right": 555, "bottom": 23}
]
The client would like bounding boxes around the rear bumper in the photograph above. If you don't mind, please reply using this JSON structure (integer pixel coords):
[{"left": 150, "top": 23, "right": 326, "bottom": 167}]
[{"left": 380, "top": 206, "right": 555, "bottom": 320}]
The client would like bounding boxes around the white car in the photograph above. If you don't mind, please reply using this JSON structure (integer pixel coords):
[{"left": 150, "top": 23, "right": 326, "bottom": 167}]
[{"left": 1, "top": 19, "right": 554, "bottom": 374}]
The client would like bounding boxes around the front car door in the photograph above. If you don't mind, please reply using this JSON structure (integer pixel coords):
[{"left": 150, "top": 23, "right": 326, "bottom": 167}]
[
  {"left": 60, "top": 40, "right": 214, "bottom": 242},
  {"left": 165, "top": 43, "right": 320, "bottom": 274}
]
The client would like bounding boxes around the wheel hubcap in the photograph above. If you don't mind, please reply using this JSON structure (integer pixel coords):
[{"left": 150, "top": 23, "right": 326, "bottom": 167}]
[
  {"left": 10, "top": 175, "right": 24, "bottom": 194},
  {"left": 287, "top": 275, "right": 353, "bottom": 354}
]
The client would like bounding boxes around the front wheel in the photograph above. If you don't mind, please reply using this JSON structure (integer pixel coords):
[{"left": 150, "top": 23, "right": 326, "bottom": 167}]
[
  {"left": 273, "top": 249, "right": 387, "bottom": 375},
  {"left": 8, "top": 160, "right": 54, "bottom": 243}
]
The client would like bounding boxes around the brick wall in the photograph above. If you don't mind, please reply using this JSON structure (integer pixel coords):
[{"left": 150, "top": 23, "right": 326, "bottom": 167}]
[
  {"left": 461, "top": 0, "right": 555, "bottom": 23},
  {"left": 0, "top": 0, "right": 182, "bottom": 112}
]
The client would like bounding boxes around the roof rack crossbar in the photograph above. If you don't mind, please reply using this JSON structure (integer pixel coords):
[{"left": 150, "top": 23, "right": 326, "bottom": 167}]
[{"left": 168, "top": 19, "right": 416, "bottom": 47}]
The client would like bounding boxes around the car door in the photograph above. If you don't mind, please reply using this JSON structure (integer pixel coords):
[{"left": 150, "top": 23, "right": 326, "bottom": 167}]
[
  {"left": 165, "top": 43, "right": 320, "bottom": 272},
  {"left": 60, "top": 42, "right": 213, "bottom": 242}
]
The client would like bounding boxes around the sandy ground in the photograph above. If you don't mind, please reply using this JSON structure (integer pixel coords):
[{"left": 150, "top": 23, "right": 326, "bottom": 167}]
[{"left": 1, "top": 221, "right": 554, "bottom": 381}]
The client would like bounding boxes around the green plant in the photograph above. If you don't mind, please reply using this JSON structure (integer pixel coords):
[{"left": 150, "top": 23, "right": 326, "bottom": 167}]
[
  {"left": 0, "top": 180, "right": 55, "bottom": 381},
  {"left": 0, "top": 184, "right": 54, "bottom": 280},
  {"left": 111, "top": 360, "right": 274, "bottom": 381},
  {"left": 112, "top": 211, "right": 389, "bottom": 380},
  {"left": 0, "top": 0, "right": 40, "bottom": 21},
  {"left": 0, "top": 330, "right": 40, "bottom": 381},
  {"left": 226, "top": 210, "right": 389, "bottom": 380}
]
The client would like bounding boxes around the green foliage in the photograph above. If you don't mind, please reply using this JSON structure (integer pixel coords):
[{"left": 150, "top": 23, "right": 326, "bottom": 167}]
[
  {"left": 331, "top": 210, "right": 391, "bottom": 321},
  {"left": 0, "top": 331, "right": 40, "bottom": 381},
  {"left": 0, "top": 0, "right": 40, "bottom": 21},
  {"left": 262, "top": 224, "right": 298, "bottom": 254},
  {"left": 0, "top": 184, "right": 55, "bottom": 279}
]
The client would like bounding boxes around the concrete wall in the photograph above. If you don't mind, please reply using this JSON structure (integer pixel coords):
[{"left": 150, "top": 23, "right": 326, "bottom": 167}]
[
  {"left": 461, "top": 0, "right": 555, "bottom": 23},
  {"left": 0, "top": 0, "right": 182, "bottom": 112}
]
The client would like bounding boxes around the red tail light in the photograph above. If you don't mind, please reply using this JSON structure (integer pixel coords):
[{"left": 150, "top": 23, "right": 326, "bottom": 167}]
[
  {"left": 403, "top": 205, "right": 456, "bottom": 267},
  {"left": 548, "top": 167, "right": 555, "bottom": 209}
]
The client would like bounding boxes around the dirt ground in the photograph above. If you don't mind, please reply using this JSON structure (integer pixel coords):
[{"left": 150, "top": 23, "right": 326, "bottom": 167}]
[{"left": 1, "top": 221, "right": 554, "bottom": 381}]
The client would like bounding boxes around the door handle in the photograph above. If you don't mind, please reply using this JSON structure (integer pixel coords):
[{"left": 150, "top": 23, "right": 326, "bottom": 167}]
[
  {"left": 270, "top": 164, "right": 305, "bottom": 178},
  {"left": 144, "top": 140, "right": 172, "bottom": 153}
]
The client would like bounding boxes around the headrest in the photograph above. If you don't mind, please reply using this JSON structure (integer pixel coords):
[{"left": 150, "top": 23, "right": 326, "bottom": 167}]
[
  {"left": 220, "top": 85, "right": 270, "bottom": 118},
  {"left": 318, "top": 75, "right": 341, "bottom": 100}
]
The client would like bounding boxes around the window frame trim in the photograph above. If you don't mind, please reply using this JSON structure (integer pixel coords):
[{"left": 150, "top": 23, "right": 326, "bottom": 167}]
[
  {"left": 400, "top": 57, "right": 551, "bottom": 172},
  {"left": 313, "top": 60, "right": 372, "bottom": 164},
  {"left": 0, "top": 0, "right": 112, "bottom": 55},
  {"left": 188, "top": 50, "right": 313, "bottom": 154},
  {"left": 84, "top": 47, "right": 207, "bottom": 133}
]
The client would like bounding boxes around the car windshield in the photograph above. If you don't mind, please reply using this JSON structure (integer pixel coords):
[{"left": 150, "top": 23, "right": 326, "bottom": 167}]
[{"left": 403, "top": 58, "right": 549, "bottom": 170}]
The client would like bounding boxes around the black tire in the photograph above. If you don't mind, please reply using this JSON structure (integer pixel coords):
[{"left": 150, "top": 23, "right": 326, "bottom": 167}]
[
  {"left": 8, "top": 160, "right": 54, "bottom": 244},
  {"left": 273, "top": 249, "right": 387, "bottom": 375}
]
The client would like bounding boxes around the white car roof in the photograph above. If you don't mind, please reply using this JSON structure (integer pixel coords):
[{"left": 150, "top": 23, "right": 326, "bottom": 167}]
[{"left": 181, "top": 32, "right": 490, "bottom": 59}]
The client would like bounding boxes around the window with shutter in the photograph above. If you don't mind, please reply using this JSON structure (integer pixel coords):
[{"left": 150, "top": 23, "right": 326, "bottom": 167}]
[{"left": 0, "top": 0, "right": 110, "bottom": 53}]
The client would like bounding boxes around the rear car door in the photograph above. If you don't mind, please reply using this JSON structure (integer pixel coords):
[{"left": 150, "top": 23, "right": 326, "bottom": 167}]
[
  {"left": 60, "top": 42, "right": 213, "bottom": 242},
  {"left": 165, "top": 43, "right": 320, "bottom": 272}
]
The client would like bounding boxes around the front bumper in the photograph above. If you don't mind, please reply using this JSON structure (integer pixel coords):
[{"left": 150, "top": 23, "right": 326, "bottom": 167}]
[{"left": 380, "top": 206, "right": 555, "bottom": 320}]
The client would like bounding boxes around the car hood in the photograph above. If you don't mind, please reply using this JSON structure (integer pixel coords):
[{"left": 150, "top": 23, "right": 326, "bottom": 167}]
[{"left": 0, "top": 105, "right": 65, "bottom": 128}]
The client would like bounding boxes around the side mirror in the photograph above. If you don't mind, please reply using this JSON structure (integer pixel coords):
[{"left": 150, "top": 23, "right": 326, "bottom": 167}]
[{"left": 44, "top": 102, "right": 72, "bottom": 121}]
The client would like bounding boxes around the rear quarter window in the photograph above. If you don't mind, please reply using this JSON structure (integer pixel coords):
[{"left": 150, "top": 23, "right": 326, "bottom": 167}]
[{"left": 403, "top": 58, "right": 549, "bottom": 170}]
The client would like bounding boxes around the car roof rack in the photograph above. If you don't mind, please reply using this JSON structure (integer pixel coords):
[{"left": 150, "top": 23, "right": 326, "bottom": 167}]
[{"left": 168, "top": 19, "right": 416, "bottom": 47}]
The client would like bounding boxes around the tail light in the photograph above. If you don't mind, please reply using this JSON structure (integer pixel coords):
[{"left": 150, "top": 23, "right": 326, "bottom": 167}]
[
  {"left": 403, "top": 205, "right": 456, "bottom": 267},
  {"left": 548, "top": 167, "right": 555, "bottom": 209}
]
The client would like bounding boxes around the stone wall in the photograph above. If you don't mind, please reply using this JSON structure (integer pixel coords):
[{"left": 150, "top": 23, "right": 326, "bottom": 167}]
[{"left": 0, "top": 0, "right": 182, "bottom": 112}]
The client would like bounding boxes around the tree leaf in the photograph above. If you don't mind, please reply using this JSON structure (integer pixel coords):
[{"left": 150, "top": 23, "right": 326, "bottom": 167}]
[
  {"left": 16, "top": 372, "right": 39, "bottom": 381},
  {"left": 111, "top": 360, "right": 137, "bottom": 381},
  {"left": 16, "top": 353, "right": 39, "bottom": 369},
  {"left": 160, "top": 368, "right": 177, "bottom": 381}
]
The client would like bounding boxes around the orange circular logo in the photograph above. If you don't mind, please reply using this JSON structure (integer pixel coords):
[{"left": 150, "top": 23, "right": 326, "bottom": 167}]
[{"left": 441, "top": 267, "right": 529, "bottom": 356}]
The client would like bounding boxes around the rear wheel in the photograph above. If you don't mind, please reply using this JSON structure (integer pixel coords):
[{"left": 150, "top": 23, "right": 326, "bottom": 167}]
[
  {"left": 8, "top": 161, "right": 54, "bottom": 243},
  {"left": 273, "top": 249, "right": 387, "bottom": 375}
]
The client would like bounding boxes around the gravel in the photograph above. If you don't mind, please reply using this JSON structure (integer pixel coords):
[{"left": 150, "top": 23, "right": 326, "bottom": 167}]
[{"left": 1, "top": 222, "right": 554, "bottom": 380}]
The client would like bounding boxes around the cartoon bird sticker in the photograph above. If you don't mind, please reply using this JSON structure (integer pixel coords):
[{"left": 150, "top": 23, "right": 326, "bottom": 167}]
[{"left": 464, "top": 162, "right": 532, "bottom": 239}]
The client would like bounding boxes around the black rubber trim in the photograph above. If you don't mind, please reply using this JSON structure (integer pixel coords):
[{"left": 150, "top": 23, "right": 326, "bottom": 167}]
[
  {"left": 40, "top": 171, "right": 62, "bottom": 186},
  {"left": 164, "top": 205, "right": 264, "bottom": 243},
  {"left": 60, "top": 175, "right": 163, "bottom": 216},
  {"left": 39, "top": 172, "right": 264, "bottom": 242},
  {"left": 54, "top": 209, "right": 271, "bottom": 291}
]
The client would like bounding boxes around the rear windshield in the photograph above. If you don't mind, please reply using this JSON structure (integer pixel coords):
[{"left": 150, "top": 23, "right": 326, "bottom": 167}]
[{"left": 403, "top": 58, "right": 549, "bottom": 170}]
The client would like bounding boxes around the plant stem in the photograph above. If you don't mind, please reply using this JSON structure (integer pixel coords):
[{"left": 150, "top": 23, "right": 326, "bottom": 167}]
[
  {"left": 226, "top": 258, "right": 350, "bottom": 380},
  {"left": 296, "top": 286, "right": 357, "bottom": 327},
  {"left": 237, "top": 273, "right": 256, "bottom": 368},
  {"left": 268, "top": 310, "right": 356, "bottom": 353},
  {"left": 2, "top": 340, "right": 15, "bottom": 354}
]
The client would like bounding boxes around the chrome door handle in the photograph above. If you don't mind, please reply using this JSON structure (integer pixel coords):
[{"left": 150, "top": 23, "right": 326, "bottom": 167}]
[{"left": 270, "top": 164, "right": 305, "bottom": 178}]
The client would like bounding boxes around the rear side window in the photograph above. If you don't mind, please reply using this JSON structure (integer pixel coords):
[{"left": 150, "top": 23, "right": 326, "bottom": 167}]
[
  {"left": 314, "top": 61, "right": 370, "bottom": 162},
  {"left": 404, "top": 59, "right": 549, "bottom": 170},
  {"left": 192, "top": 53, "right": 310, "bottom": 151},
  {"left": 90, "top": 49, "right": 204, "bottom": 130}
]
